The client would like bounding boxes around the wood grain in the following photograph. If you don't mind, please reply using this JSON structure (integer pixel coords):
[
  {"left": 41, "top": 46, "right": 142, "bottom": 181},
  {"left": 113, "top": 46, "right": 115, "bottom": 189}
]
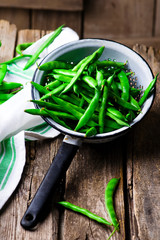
[
  {"left": 0, "top": 8, "right": 30, "bottom": 30},
  {"left": 0, "top": 19, "right": 17, "bottom": 62},
  {"left": 83, "top": 0, "right": 155, "bottom": 39},
  {"left": 31, "top": 10, "right": 82, "bottom": 36},
  {"left": 62, "top": 139, "right": 126, "bottom": 240},
  {"left": 155, "top": 0, "right": 160, "bottom": 36},
  {"left": 0, "top": 0, "right": 83, "bottom": 11},
  {"left": 127, "top": 45, "right": 160, "bottom": 240}
]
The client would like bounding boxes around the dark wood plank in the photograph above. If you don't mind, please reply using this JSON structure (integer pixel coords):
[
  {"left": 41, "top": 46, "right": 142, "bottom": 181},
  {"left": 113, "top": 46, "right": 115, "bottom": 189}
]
[
  {"left": 113, "top": 37, "right": 160, "bottom": 49},
  {"left": 62, "top": 139, "right": 126, "bottom": 240},
  {"left": 0, "top": 0, "right": 83, "bottom": 11},
  {"left": 31, "top": 10, "right": 82, "bottom": 36},
  {"left": 127, "top": 45, "right": 160, "bottom": 240},
  {"left": 155, "top": 0, "right": 160, "bottom": 36},
  {"left": 83, "top": 0, "right": 155, "bottom": 39},
  {"left": 0, "top": 8, "right": 30, "bottom": 30}
]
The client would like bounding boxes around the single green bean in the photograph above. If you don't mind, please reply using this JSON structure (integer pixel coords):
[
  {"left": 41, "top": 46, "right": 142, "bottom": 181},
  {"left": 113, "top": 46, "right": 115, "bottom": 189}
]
[
  {"left": 58, "top": 201, "right": 112, "bottom": 226},
  {"left": 96, "top": 60, "right": 126, "bottom": 68},
  {"left": 0, "top": 81, "right": 23, "bottom": 90},
  {"left": 40, "top": 83, "right": 68, "bottom": 100},
  {"left": 105, "top": 178, "right": 120, "bottom": 230},
  {"left": 24, "top": 108, "right": 48, "bottom": 116},
  {"left": 39, "top": 60, "right": 72, "bottom": 71},
  {"left": 117, "top": 70, "right": 130, "bottom": 101},
  {"left": 110, "top": 90, "right": 140, "bottom": 111},
  {"left": 106, "top": 112, "right": 130, "bottom": 127},
  {"left": 0, "top": 54, "right": 33, "bottom": 65},
  {"left": 85, "top": 127, "right": 97, "bottom": 137},
  {"left": 45, "top": 79, "right": 61, "bottom": 90},
  {"left": 24, "top": 25, "right": 64, "bottom": 70},
  {"left": 99, "top": 84, "right": 108, "bottom": 133},
  {"left": 0, "top": 93, "right": 14, "bottom": 100},
  {"left": 139, "top": 73, "right": 158, "bottom": 107},
  {"left": 0, "top": 64, "right": 7, "bottom": 85},
  {"left": 16, "top": 42, "right": 34, "bottom": 56},
  {"left": 30, "top": 99, "right": 65, "bottom": 112},
  {"left": 53, "top": 69, "right": 77, "bottom": 77}
]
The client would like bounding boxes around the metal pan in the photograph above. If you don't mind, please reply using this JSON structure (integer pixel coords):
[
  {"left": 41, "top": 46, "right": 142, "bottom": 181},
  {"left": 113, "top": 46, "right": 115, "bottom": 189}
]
[{"left": 21, "top": 39, "right": 155, "bottom": 229}]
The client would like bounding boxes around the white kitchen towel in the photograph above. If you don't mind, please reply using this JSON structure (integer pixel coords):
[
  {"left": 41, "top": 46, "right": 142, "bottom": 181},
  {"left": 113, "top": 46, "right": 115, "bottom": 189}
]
[{"left": 0, "top": 26, "right": 79, "bottom": 209}]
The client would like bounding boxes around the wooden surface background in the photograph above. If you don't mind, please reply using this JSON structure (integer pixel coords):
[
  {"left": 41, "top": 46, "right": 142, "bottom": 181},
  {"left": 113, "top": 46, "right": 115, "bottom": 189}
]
[
  {"left": 0, "top": 0, "right": 160, "bottom": 47},
  {"left": 0, "top": 1, "right": 160, "bottom": 239}
]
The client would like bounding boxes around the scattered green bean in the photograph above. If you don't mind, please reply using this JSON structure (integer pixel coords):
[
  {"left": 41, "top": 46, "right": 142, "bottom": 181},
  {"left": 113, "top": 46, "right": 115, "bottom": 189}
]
[
  {"left": 16, "top": 42, "right": 34, "bottom": 56},
  {"left": 24, "top": 25, "right": 64, "bottom": 70},
  {"left": 105, "top": 178, "right": 120, "bottom": 230},
  {"left": 58, "top": 201, "right": 112, "bottom": 226}
]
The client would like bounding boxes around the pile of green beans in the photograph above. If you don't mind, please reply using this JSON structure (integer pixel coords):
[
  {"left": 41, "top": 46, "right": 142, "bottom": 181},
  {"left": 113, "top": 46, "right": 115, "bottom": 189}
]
[
  {"left": 26, "top": 46, "right": 158, "bottom": 137},
  {"left": 58, "top": 177, "right": 120, "bottom": 240}
]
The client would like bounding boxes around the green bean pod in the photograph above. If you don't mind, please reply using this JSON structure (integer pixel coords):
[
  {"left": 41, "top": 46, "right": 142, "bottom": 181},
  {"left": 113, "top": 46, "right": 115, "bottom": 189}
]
[
  {"left": 0, "top": 81, "right": 23, "bottom": 90},
  {"left": 75, "top": 89, "right": 101, "bottom": 131},
  {"left": 139, "top": 73, "right": 158, "bottom": 107},
  {"left": 0, "top": 64, "right": 7, "bottom": 85},
  {"left": 105, "top": 178, "right": 120, "bottom": 230},
  {"left": 24, "top": 25, "right": 64, "bottom": 70},
  {"left": 16, "top": 42, "right": 34, "bottom": 56},
  {"left": 39, "top": 60, "right": 73, "bottom": 71},
  {"left": 117, "top": 70, "right": 130, "bottom": 101},
  {"left": 58, "top": 201, "right": 112, "bottom": 226}
]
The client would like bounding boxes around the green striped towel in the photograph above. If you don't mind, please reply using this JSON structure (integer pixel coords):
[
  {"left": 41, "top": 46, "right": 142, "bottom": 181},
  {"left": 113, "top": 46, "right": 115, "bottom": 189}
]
[{"left": 0, "top": 27, "right": 79, "bottom": 209}]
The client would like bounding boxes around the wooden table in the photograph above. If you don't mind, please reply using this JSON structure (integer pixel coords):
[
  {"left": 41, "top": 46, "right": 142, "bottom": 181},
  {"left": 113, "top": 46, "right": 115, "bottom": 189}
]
[{"left": 0, "top": 20, "right": 160, "bottom": 240}]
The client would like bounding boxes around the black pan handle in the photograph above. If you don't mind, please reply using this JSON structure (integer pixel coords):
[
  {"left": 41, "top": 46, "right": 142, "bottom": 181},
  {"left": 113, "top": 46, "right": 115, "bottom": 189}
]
[{"left": 20, "top": 135, "right": 81, "bottom": 230}]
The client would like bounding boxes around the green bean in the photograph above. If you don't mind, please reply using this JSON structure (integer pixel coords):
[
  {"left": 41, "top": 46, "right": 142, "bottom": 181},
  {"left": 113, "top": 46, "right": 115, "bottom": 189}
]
[
  {"left": 107, "top": 107, "right": 127, "bottom": 121},
  {"left": 130, "top": 95, "right": 141, "bottom": 112},
  {"left": 106, "top": 112, "right": 129, "bottom": 127},
  {"left": 31, "top": 81, "right": 50, "bottom": 95},
  {"left": 40, "top": 83, "right": 68, "bottom": 100},
  {"left": 0, "top": 81, "right": 23, "bottom": 90},
  {"left": 110, "top": 90, "right": 140, "bottom": 111},
  {"left": 0, "top": 93, "right": 14, "bottom": 100},
  {"left": 24, "top": 25, "right": 64, "bottom": 70},
  {"left": 105, "top": 178, "right": 120, "bottom": 230},
  {"left": 30, "top": 99, "right": 64, "bottom": 112},
  {"left": 75, "top": 89, "right": 101, "bottom": 131},
  {"left": 16, "top": 42, "right": 34, "bottom": 56},
  {"left": 117, "top": 70, "right": 130, "bottom": 101},
  {"left": 85, "top": 127, "right": 97, "bottom": 137},
  {"left": 96, "top": 60, "right": 126, "bottom": 68},
  {"left": 39, "top": 60, "right": 72, "bottom": 71},
  {"left": 44, "top": 108, "right": 72, "bottom": 129},
  {"left": 49, "top": 74, "right": 71, "bottom": 83},
  {"left": 99, "top": 84, "right": 108, "bottom": 133},
  {"left": 0, "top": 54, "right": 33, "bottom": 65},
  {"left": 51, "top": 95, "right": 98, "bottom": 127},
  {"left": 82, "top": 75, "right": 97, "bottom": 89},
  {"left": 43, "top": 108, "right": 77, "bottom": 120},
  {"left": 61, "top": 46, "right": 104, "bottom": 94},
  {"left": 53, "top": 69, "right": 76, "bottom": 77},
  {"left": 0, "top": 64, "right": 7, "bottom": 85},
  {"left": 139, "top": 73, "right": 158, "bottom": 107},
  {"left": 72, "top": 56, "right": 88, "bottom": 71},
  {"left": 58, "top": 201, "right": 112, "bottom": 226},
  {"left": 24, "top": 108, "right": 49, "bottom": 116},
  {"left": 45, "top": 79, "right": 61, "bottom": 90}
]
